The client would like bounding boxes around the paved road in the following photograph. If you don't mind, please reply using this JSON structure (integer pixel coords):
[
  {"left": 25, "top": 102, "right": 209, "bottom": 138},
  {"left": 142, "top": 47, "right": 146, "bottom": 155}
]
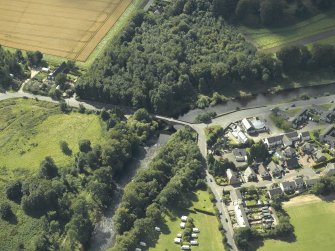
[
  {"left": 3, "top": 77, "right": 335, "bottom": 251},
  {"left": 206, "top": 170, "right": 238, "bottom": 251}
]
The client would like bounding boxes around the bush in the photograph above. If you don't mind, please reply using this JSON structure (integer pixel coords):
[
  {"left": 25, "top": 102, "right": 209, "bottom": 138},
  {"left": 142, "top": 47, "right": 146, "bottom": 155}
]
[
  {"left": 0, "top": 202, "right": 13, "bottom": 220},
  {"left": 5, "top": 180, "right": 23, "bottom": 202},
  {"left": 78, "top": 139, "right": 91, "bottom": 153},
  {"left": 59, "top": 140, "right": 72, "bottom": 155}
]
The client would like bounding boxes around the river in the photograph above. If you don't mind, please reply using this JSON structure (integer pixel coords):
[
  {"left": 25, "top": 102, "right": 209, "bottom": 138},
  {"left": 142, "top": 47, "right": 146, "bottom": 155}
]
[
  {"left": 89, "top": 133, "right": 170, "bottom": 251},
  {"left": 178, "top": 83, "right": 335, "bottom": 122}
]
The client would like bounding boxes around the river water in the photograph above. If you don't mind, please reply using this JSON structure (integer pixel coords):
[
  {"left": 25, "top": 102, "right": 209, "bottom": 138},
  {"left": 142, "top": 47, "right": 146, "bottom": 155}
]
[
  {"left": 89, "top": 133, "right": 170, "bottom": 251},
  {"left": 89, "top": 82, "right": 335, "bottom": 250},
  {"left": 178, "top": 83, "right": 335, "bottom": 122}
]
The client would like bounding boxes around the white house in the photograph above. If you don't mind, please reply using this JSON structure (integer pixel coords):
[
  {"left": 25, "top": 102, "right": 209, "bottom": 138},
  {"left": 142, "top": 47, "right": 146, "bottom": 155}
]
[
  {"left": 263, "top": 135, "right": 283, "bottom": 148},
  {"left": 227, "top": 169, "right": 240, "bottom": 185},
  {"left": 280, "top": 181, "right": 296, "bottom": 193}
]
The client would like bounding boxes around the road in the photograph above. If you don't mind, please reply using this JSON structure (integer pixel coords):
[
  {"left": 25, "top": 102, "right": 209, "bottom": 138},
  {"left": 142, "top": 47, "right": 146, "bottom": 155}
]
[
  {"left": 3, "top": 76, "right": 335, "bottom": 251},
  {"left": 206, "top": 170, "right": 238, "bottom": 251}
]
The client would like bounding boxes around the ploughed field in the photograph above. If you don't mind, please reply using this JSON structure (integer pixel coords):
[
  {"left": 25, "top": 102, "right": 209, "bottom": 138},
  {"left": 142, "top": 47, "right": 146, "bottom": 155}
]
[{"left": 0, "top": 0, "right": 132, "bottom": 61}]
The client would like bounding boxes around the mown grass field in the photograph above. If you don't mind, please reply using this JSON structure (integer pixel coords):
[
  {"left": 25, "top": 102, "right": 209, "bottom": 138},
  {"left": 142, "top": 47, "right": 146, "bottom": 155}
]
[
  {"left": 0, "top": 0, "right": 132, "bottom": 61},
  {"left": 149, "top": 190, "right": 225, "bottom": 251},
  {"left": 257, "top": 196, "right": 335, "bottom": 251},
  {"left": 0, "top": 98, "right": 103, "bottom": 170},
  {"left": 241, "top": 11, "right": 335, "bottom": 51}
]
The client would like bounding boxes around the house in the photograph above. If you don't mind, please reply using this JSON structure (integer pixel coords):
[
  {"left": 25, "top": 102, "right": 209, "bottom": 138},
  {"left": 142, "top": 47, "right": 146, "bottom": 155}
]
[
  {"left": 230, "top": 189, "right": 243, "bottom": 205},
  {"left": 302, "top": 142, "right": 314, "bottom": 154},
  {"left": 233, "top": 148, "right": 248, "bottom": 162},
  {"left": 47, "top": 62, "right": 66, "bottom": 80},
  {"left": 244, "top": 167, "right": 257, "bottom": 181},
  {"left": 280, "top": 180, "right": 296, "bottom": 193},
  {"left": 285, "top": 157, "right": 300, "bottom": 170},
  {"left": 291, "top": 109, "right": 309, "bottom": 128},
  {"left": 294, "top": 177, "right": 305, "bottom": 190},
  {"left": 284, "top": 147, "right": 296, "bottom": 158},
  {"left": 321, "top": 109, "right": 335, "bottom": 123},
  {"left": 258, "top": 163, "right": 271, "bottom": 180},
  {"left": 227, "top": 169, "right": 240, "bottom": 185},
  {"left": 267, "top": 161, "right": 283, "bottom": 178},
  {"left": 282, "top": 135, "right": 293, "bottom": 147},
  {"left": 267, "top": 187, "right": 283, "bottom": 199},
  {"left": 314, "top": 150, "right": 327, "bottom": 163},
  {"left": 234, "top": 204, "right": 250, "bottom": 228},
  {"left": 304, "top": 178, "right": 319, "bottom": 187},
  {"left": 232, "top": 126, "right": 248, "bottom": 144},
  {"left": 285, "top": 131, "right": 300, "bottom": 142},
  {"left": 249, "top": 118, "right": 267, "bottom": 133},
  {"left": 299, "top": 131, "right": 311, "bottom": 141},
  {"left": 242, "top": 118, "right": 254, "bottom": 134},
  {"left": 321, "top": 163, "right": 335, "bottom": 176},
  {"left": 263, "top": 135, "right": 283, "bottom": 148},
  {"left": 320, "top": 126, "right": 335, "bottom": 148}
]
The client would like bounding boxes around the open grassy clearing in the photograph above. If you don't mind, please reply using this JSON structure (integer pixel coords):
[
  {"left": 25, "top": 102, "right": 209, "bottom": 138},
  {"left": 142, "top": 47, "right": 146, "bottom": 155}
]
[
  {"left": 0, "top": 0, "right": 132, "bottom": 61},
  {"left": 257, "top": 195, "right": 335, "bottom": 251},
  {"left": 0, "top": 98, "right": 103, "bottom": 170},
  {"left": 241, "top": 10, "right": 335, "bottom": 51},
  {"left": 149, "top": 190, "right": 225, "bottom": 251}
]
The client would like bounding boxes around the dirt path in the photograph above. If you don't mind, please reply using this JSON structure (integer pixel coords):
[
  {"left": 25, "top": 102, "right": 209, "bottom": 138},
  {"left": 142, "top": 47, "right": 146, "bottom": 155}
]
[
  {"left": 283, "top": 193, "right": 335, "bottom": 208},
  {"left": 263, "top": 28, "right": 335, "bottom": 53}
]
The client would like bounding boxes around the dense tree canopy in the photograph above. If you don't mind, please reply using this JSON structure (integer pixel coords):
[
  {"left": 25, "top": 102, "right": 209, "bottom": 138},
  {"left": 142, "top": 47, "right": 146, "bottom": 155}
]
[
  {"left": 0, "top": 46, "right": 25, "bottom": 90},
  {"left": 76, "top": 0, "right": 283, "bottom": 116}
]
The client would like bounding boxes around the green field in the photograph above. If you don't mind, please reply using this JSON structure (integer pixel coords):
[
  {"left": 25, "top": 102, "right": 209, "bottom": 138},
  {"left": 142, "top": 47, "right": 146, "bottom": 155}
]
[
  {"left": 241, "top": 11, "right": 335, "bottom": 51},
  {"left": 0, "top": 98, "right": 103, "bottom": 170},
  {"left": 257, "top": 198, "right": 335, "bottom": 251},
  {"left": 149, "top": 190, "right": 225, "bottom": 251}
]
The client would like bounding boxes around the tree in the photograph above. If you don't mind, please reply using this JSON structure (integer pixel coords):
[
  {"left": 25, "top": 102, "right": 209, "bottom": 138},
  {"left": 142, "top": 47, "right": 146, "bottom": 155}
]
[
  {"left": 133, "top": 108, "right": 151, "bottom": 123},
  {"left": 260, "top": 0, "right": 284, "bottom": 26},
  {"left": 0, "top": 202, "right": 13, "bottom": 220},
  {"left": 55, "top": 73, "right": 67, "bottom": 87},
  {"left": 59, "top": 100, "right": 69, "bottom": 112},
  {"left": 60, "top": 140, "right": 72, "bottom": 155},
  {"left": 249, "top": 141, "right": 269, "bottom": 161},
  {"left": 79, "top": 139, "right": 92, "bottom": 153},
  {"left": 276, "top": 46, "right": 303, "bottom": 71},
  {"left": 5, "top": 180, "right": 23, "bottom": 202},
  {"left": 39, "top": 156, "right": 58, "bottom": 179},
  {"left": 26, "top": 51, "right": 43, "bottom": 66}
]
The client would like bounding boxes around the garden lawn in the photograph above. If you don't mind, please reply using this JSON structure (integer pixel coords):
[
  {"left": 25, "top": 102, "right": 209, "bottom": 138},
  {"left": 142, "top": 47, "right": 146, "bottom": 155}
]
[
  {"left": 0, "top": 98, "right": 103, "bottom": 170},
  {"left": 149, "top": 190, "right": 225, "bottom": 251},
  {"left": 241, "top": 11, "right": 335, "bottom": 50},
  {"left": 258, "top": 197, "right": 335, "bottom": 251}
]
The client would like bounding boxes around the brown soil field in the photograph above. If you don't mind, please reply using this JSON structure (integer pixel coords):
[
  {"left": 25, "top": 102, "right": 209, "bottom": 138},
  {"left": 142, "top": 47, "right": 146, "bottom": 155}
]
[{"left": 0, "top": 0, "right": 132, "bottom": 61}]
